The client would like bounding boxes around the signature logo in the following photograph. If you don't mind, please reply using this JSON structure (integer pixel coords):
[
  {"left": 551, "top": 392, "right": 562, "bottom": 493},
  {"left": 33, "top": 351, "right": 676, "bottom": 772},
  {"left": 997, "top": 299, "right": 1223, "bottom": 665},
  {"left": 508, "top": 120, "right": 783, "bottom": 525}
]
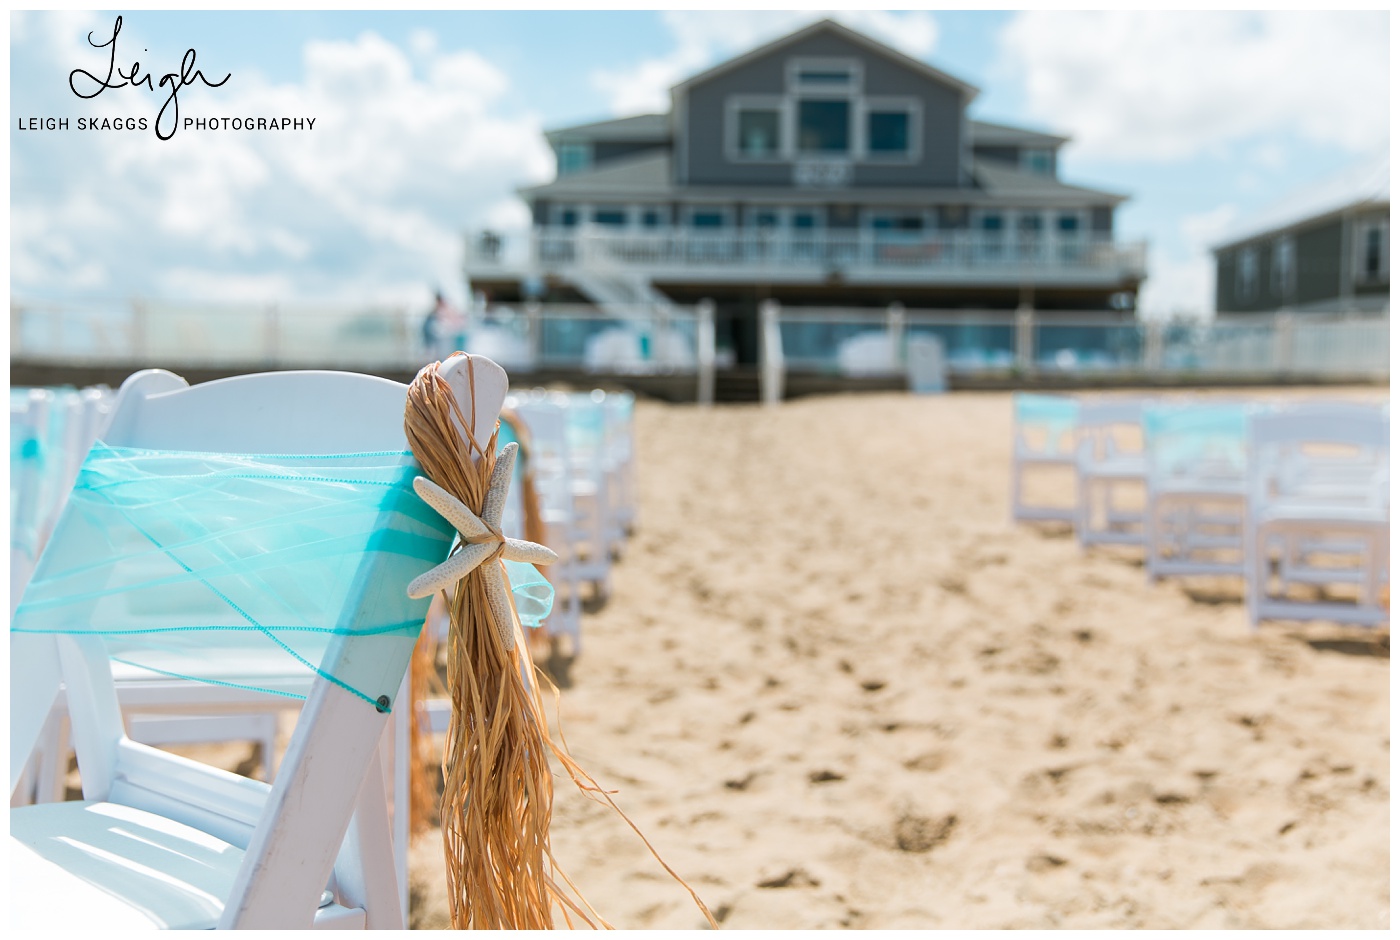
[{"left": 68, "top": 15, "right": 230, "bottom": 140}]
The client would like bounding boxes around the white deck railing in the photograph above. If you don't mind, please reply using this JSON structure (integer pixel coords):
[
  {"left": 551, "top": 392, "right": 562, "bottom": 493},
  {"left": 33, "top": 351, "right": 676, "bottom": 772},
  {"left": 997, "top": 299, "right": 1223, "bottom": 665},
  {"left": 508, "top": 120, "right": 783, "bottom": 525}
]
[
  {"left": 11, "top": 299, "right": 1386, "bottom": 392},
  {"left": 468, "top": 227, "right": 1149, "bottom": 280}
]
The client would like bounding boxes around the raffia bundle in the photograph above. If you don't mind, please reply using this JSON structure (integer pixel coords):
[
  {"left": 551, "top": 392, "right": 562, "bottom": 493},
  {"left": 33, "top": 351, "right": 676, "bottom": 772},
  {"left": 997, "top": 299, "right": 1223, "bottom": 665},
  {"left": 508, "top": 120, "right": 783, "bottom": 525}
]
[
  {"left": 404, "top": 359, "right": 716, "bottom": 929},
  {"left": 406, "top": 411, "right": 551, "bottom": 836}
]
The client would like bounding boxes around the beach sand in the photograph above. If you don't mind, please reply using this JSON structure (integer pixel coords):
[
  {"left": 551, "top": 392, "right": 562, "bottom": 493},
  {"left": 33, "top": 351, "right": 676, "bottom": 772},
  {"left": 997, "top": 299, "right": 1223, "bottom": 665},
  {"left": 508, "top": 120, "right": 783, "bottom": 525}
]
[{"left": 399, "top": 389, "right": 1389, "bottom": 930}]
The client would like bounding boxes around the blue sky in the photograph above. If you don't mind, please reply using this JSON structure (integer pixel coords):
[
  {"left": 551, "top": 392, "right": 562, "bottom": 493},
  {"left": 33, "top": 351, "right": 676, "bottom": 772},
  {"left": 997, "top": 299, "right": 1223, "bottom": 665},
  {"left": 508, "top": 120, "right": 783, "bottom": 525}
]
[{"left": 9, "top": 9, "right": 1390, "bottom": 317}]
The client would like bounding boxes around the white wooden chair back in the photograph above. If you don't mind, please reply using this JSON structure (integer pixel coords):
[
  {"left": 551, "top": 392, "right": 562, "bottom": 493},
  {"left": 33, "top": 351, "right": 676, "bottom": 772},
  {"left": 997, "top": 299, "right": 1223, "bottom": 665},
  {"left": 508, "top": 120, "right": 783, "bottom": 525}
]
[
  {"left": 11, "top": 358, "right": 507, "bottom": 929},
  {"left": 1248, "top": 405, "right": 1389, "bottom": 510},
  {"left": 1076, "top": 398, "right": 1147, "bottom": 466}
]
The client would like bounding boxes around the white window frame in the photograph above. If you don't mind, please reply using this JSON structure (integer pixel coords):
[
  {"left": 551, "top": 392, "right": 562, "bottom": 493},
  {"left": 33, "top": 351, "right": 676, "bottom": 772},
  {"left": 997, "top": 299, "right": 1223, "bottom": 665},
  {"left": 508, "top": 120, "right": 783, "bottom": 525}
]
[
  {"left": 746, "top": 205, "right": 784, "bottom": 229},
  {"left": 1356, "top": 218, "right": 1390, "bottom": 283},
  {"left": 551, "top": 204, "right": 581, "bottom": 228},
  {"left": 556, "top": 142, "right": 591, "bottom": 176},
  {"left": 685, "top": 205, "right": 734, "bottom": 232},
  {"left": 725, "top": 94, "right": 790, "bottom": 163},
  {"left": 1236, "top": 246, "right": 1259, "bottom": 302},
  {"left": 794, "top": 96, "right": 856, "bottom": 157},
  {"left": 590, "top": 204, "right": 630, "bottom": 229},
  {"left": 1020, "top": 148, "right": 1054, "bottom": 176},
  {"left": 638, "top": 205, "right": 668, "bottom": 229},
  {"left": 1054, "top": 209, "right": 1087, "bottom": 237},
  {"left": 785, "top": 57, "right": 864, "bottom": 95},
  {"left": 1271, "top": 235, "right": 1295, "bottom": 296},
  {"left": 788, "top": 206, "right": 824, "bottom": 233},
  {"left": 859, "top": 96, "right": 922, "bottom": 163}
]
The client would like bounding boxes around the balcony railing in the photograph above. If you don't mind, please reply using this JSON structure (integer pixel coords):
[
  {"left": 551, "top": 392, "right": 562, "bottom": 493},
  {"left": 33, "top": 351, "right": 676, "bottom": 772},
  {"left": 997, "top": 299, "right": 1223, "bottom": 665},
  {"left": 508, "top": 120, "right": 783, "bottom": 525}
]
[{"left": 469, "top": 227, "right": 1148, "bottom": 279}]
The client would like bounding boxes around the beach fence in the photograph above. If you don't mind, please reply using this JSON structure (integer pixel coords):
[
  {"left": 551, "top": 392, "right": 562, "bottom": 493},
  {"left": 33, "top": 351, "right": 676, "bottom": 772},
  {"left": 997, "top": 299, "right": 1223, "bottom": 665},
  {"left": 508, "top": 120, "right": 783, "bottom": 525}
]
[
  {"left": 760, "top": 305, "right": 1389, "bottom": 390},
  {"left": 11, "top": 298, "right": 1387, "bottom": 401}
]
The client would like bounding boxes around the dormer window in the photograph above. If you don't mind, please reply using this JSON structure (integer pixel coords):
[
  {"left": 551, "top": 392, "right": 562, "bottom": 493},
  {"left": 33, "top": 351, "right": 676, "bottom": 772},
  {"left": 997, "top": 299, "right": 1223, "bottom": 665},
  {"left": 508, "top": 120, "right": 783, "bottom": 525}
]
[
  {"left": 1021, "top": 148, "right": 1054, "bottom": 177},
  {"left": 557, "top": 143, "right": 591, "bottom": 176},
  {"left": 787, "top": 58, "right": 862, "bottom": 93}
]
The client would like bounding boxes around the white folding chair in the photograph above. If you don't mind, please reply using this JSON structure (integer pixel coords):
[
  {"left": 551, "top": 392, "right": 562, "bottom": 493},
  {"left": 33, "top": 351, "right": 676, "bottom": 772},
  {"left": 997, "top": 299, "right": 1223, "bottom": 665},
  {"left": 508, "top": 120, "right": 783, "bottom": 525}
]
[
  {"left": 10, "top": 358, "right": 508, "bottom": 929},
  {"left": 1010, "top": 393, "right": 1079, "bottom": 524},
  {"left": 1143, "top": 401, "right": 1252, "bottom": 581},
  {"left": 509, "top": 393, "right": 589, "bottom": 649},
  {"left": 598, "top": 390, "right": 637, "bottom": 556},
  {"left": 1245, "top": 404, "right": 1389, "bottom": 629},
  {"left": 1075, "top": 398, "right": 1149, "bottom": 549}
]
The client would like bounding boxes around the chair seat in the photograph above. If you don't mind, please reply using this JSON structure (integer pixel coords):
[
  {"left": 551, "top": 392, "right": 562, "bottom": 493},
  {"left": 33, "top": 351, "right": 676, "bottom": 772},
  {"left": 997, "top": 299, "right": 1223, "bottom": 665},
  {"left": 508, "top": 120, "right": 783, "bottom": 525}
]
[
  {"left": 1080, "top": 455, "right": 1146, "bottom": 479},
  {"left": 10, "top": 800, "right": 246, "bottom": 930}
]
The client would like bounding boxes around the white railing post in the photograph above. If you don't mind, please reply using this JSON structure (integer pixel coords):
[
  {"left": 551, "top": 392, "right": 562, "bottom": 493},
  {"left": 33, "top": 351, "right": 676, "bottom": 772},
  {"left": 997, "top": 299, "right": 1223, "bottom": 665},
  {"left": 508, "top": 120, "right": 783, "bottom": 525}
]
[
  {"left": 1143, "top": 319, "right": 1164, "bottom": 373},
  {"left": 760, "top": 299, "right": 784, "bottom": 407},
  {"left": 1014, "top": 303, "right": 1035, "bottom": 373},
  {"left": 885, "top": 301, "right": 906, "bottom": 374},
  {"left": 524, "top": 300, "right": 541, "bottom": 371},
  {"left": 696, "top": 300, "right": 716, "bottom": 406},
  {"left": 1274, "top": 312, "right": 1296, "bottom": 375}
]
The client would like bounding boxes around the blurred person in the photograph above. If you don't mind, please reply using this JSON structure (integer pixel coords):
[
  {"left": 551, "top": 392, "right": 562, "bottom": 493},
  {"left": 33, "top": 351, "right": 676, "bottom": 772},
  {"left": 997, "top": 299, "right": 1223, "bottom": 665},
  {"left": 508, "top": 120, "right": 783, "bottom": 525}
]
[{"left": 422, "top": 289, "right": 466, "bottom": 357}]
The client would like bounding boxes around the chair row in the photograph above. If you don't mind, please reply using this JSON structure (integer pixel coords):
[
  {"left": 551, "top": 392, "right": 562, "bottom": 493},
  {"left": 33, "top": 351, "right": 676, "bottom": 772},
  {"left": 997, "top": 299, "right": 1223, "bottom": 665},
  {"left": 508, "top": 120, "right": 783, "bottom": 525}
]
[
  {"left": 503, "top": 387, "right": 637, "bottom": 652},
  {"left": 11, "top": 386, "right": 115, "bottom": 612},
  {"left": 1011, "top": 393, "right": 1389, "bottom": 629}
]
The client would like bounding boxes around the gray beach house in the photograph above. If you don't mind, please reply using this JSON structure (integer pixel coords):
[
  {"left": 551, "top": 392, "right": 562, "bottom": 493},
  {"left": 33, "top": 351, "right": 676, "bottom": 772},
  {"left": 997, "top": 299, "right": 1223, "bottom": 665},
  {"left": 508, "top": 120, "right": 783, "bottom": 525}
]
[
  {"left": 465, "top": 19, "right": 1147, "bottom": 366},
  {"left": 1212, "top": 153, "right": 1389, "bottom": 314}
]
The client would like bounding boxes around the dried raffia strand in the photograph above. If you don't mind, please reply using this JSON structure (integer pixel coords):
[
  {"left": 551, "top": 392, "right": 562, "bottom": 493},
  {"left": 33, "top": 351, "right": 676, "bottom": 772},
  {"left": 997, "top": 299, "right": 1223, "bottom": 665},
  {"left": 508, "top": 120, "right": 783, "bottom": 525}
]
[
  {"left": 407, "top": 621, "right": 440, "bottom": 836},
  {"left": 405, "top": 358, "right": 718, "bottom": 930}
]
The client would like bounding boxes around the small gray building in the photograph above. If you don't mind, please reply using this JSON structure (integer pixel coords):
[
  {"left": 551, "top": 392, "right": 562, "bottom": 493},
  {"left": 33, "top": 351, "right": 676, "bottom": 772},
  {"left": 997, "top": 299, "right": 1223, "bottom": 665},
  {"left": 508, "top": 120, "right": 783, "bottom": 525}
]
[
  {"left": 466, "top": 19, "right": 1147, "bottom": 365},
  {"left": 1213, "top": 154, "right": 1389, "bottom": 314}
]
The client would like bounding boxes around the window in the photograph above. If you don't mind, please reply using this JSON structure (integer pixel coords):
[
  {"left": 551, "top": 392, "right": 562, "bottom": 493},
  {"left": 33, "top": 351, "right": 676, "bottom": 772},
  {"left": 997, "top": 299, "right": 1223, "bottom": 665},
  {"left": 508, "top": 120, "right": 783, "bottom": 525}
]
[
  {"left": 1236, "top": 247, "right": 1259, "bottom": 301},
  {"left": 1358, "top": 220, "right": 1389, "bottom": 282},
  {"left": 752, "top": 210, "right": 779, "bottom": 229},
  {"left": 871, "top": 214, "right": 923, "bottom": 232},
  {"left": 867, "top": 111, "right": 909, "bottom": 155},
  {"left": 558, "top": 208, "right": 579, "bottom": 229},
  {"left": 981, "top": 213, "right": 1004, "bottom": 232},
  {"left": 788, "top": 58, "right": 861, "bottom": 93},
  {"left": 557, "top": 143, "right": 590, "bottom": 176},
  {"left": 798, "top": 99, "right": 850, "bottom": 153},
  {"left": 641, "top": 209, "right": 663, "bottom": 229},
  {"left": 1057, "top": 212, "right": 1081, "bottom": 234},
  {"left": 792, "top": 211, "right": 818, "bottom": 230},
  {"left": 1018, "top": 212, "right": 1043, "bottom": 232},
  {"left": 690, "top": 210, "right": 725, "bottom": 230},
  {"left": 592, "top": 208, "right": 627, "bottom": 227},
  {"left": 1021, "top": 149, "right": 1054, "bottom": 176},
  {"left": 738, "top": 108, "right": 781, "bottom": 158},
  {"left": 1271, "top": 237, "right": 1295, "bottom": 296}
]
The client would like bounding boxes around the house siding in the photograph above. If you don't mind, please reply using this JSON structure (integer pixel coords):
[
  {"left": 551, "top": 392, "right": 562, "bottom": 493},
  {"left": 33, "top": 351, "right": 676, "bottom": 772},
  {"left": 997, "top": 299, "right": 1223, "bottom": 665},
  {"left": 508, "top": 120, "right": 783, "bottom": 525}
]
[
  {"left": 1294, "top": 221, "right": 1344, "bottom": 308},
  {"left": 681, "top": 31, "right": 965, "bottom": 188},
  {"left": 1216, "top": 218, "right": 1347, "bottom": 312}
]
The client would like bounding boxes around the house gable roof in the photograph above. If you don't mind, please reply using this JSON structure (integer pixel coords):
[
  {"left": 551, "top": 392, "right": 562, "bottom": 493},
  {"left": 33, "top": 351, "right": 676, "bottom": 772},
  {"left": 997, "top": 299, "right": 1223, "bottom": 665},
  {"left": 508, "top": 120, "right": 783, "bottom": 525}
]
[
  {"left": 669, "top": 18, "right": 979, "bottom": 101},
  {"left": 545, "top": 113, "right": 670, "bottom": 144},
  {"left": 1212, "top": 152, "right": 1390, "bottom": 251},
  {"left": 969, "top": 119, "right": 1068, "bottom": 149}
]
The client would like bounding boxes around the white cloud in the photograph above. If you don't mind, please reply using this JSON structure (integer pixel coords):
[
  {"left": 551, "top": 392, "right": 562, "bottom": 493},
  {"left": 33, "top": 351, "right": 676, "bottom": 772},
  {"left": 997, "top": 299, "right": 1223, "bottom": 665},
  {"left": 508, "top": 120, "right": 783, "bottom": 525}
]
[
  {"left": 11, "top": 16, "right": 555, "bottom": 307},
  {"left": 592, "top": 10, "right": 940, "bottom": 115},
  {"left": 999, "top": 11, "right": 1388, "bottom": 162}
]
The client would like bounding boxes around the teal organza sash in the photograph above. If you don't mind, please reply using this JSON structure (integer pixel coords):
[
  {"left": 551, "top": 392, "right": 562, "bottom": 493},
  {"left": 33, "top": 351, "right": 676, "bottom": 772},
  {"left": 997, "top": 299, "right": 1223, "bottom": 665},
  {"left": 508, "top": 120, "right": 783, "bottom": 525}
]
[{"left": 12, "top": 443, "right": 554, "bottom": 710}]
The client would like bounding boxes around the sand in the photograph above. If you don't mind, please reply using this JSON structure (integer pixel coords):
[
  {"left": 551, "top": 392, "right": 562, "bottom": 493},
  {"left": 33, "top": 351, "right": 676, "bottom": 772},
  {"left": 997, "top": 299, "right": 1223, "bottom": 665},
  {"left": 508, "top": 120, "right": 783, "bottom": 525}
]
[{"left": 401, "top": 389, "right": 1389, "bottom": 930}]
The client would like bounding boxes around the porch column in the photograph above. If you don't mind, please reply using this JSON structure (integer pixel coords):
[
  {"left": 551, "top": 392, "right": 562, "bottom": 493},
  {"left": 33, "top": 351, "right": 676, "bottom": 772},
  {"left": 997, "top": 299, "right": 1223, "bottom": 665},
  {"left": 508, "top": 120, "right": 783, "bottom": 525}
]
[
  {"left": 1015, "top": 287, "right": 1035, "bottom": 373},
  {"left": 696, "top": 299, "right": 716, "bottom": 406}
]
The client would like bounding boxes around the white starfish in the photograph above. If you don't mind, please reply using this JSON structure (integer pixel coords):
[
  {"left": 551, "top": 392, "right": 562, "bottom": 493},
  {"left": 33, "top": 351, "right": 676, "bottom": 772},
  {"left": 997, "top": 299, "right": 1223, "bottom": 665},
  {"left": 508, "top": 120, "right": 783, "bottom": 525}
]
[{"left": 407, "top": 443, "right": 557, "bottom": 650}]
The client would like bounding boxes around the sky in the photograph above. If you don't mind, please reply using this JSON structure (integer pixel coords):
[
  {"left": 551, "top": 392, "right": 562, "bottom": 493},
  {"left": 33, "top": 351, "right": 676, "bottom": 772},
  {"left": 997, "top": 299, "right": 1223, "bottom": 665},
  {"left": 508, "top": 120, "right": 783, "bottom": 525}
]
[{"left": 7, "top": 7, "right": 1392, "bottom": 318}]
